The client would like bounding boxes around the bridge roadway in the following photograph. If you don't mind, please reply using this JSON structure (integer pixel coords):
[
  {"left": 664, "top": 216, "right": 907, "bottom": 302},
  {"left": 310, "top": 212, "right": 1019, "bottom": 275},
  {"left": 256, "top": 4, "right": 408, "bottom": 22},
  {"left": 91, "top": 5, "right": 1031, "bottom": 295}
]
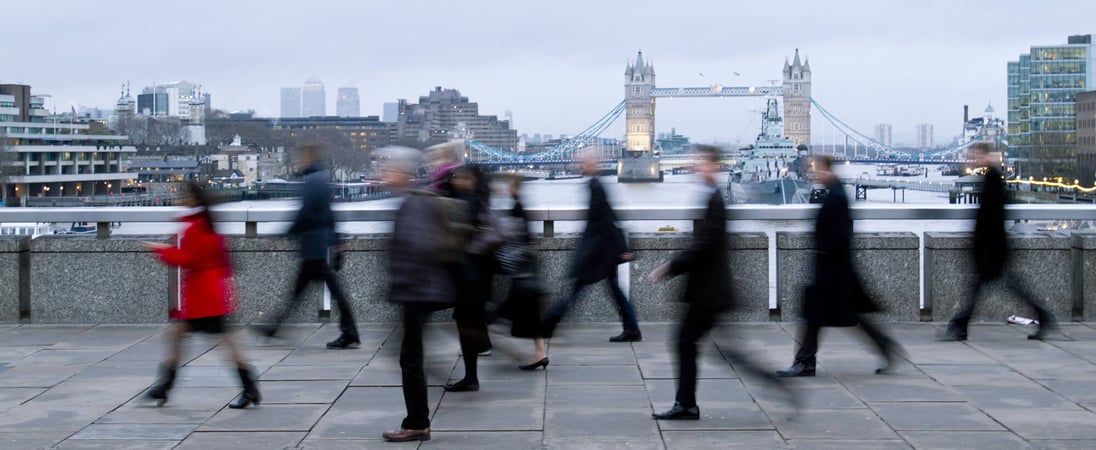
[{"left": 2, "top": 322, "right": 1096, "bottom": 448}]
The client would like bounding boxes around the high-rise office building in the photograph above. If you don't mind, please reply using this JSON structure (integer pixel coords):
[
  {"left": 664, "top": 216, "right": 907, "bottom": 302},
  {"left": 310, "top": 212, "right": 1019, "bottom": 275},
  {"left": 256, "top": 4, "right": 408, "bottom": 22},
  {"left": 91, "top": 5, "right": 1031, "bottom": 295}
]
[
  {"left": 396, "top": 87, "right": 518, "bottom": 152},
  {"left": 302, "top": 78, "right": 326, "bottom": 117},
  {"left": 873, "top": 123, "right": 892, "bottom": 147},
  {"left": 134, "top": 81, "right": 207, "bottom": 122},
  {"left": 280, "top": 87, "right": 301, "bottom": 118},
  {"left": 382, "top": 102, "right": 399, "bottom": 123},
  {"left": 1008, "top": 34, "right": 1096, "bottom": 179},
  {"left": 916, "top": 124, "right": 934, "bottom": 149},
  {"left": 336, "top": 87, "right": 360, "bottom": 117}
]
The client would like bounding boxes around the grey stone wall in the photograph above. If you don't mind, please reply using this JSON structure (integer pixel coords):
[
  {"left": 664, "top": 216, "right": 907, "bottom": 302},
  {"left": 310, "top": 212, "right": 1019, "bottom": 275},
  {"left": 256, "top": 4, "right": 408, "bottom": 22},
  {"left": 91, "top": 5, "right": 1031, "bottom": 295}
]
[
  {"left": 628, "top": 232, "right": 769, "bottom": 322},
  {"left": 926, "top": 232, "right": 1072, "bottom": 323},
  {"left": 1075, "top": 233, "right": 1096, "bottom": 322},
  {"left": 0, "top": 236, "right": 29, "bottom": 322},
  {"left": 777, "top": 232, "right": 920, "bottom": 322},
  {"left": 227, "top": 236, "right": 318, "bottom": 323},
  {"left": 29, "top": 235, "right": 173, "bottom": 323}
]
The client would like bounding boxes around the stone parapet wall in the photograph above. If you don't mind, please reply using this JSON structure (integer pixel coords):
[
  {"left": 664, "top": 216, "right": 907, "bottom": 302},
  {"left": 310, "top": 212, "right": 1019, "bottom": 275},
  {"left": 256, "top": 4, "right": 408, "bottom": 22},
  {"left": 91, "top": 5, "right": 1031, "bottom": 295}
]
[
  {"left": 925, "top": 232, "right": 1073, "bottom": 323},
  {"left": 1, "top": 230, "right": 1087, "bottom": 324}
]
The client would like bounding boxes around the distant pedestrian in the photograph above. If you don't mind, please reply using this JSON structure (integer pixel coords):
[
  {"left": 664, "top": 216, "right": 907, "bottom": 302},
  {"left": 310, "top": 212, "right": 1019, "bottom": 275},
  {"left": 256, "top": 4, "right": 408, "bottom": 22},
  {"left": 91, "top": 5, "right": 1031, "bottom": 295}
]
[
  {"left": 378, "top": 146, "right": 461, "bottom": 443},
  {"left": 142, "top": 181, "right": 260, "bottom": 409},
  {"left": 253, "top": 144, "right": 360, "bottom": 349},
  {"left": 492, "top": 175, "right": 549, "bottom": 370},
  {"left": 776, "top": 154, "right": 902, "bottom": 377},
  {"left": 938, "top": 142, "right": 1058, "bottom": 341},
  {"left": 649, "top": 146, "right": 790, "bottom": 419},
  {"left": 541, "top": 151, "right": 642, "bottom": 342}
]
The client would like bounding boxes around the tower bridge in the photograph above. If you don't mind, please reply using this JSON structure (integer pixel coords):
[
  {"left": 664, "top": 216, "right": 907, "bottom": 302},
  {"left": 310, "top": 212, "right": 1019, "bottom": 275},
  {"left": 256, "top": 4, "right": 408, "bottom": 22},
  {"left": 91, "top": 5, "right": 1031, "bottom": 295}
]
[{"left": 461, "top": 50, "right": 977, "bottom": 179}]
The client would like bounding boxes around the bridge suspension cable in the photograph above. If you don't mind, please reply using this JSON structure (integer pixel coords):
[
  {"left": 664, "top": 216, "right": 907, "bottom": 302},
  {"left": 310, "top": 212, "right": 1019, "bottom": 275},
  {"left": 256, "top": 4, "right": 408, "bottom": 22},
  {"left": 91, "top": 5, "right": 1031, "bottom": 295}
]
[
  {"left": 466, "top": 100, "right": 626, "bottom": 162},
  {"left": 810, "top": 97, "right": 988, "bottom": 159}
]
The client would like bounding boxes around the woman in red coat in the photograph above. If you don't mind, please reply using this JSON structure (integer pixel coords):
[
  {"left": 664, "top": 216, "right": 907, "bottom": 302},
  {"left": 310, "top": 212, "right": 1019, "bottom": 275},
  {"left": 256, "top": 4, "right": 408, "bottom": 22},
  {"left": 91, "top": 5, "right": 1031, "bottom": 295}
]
[{"left": 142, "top": 181, "right": 260, "bottom": 409}]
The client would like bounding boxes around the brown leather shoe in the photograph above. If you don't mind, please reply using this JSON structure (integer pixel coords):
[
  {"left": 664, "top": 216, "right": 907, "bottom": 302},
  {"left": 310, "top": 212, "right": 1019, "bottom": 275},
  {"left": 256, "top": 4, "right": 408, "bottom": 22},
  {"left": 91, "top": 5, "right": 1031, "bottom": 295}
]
[{"left": 382, "top": 427, "right": 431, "bottom": 442}]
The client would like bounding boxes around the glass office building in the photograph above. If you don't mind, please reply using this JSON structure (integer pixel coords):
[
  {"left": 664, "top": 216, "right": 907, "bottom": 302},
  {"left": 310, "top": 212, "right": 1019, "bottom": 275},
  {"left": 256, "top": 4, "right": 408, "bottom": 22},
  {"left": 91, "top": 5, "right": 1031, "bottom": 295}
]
[{"left": 1008, "top": 35, "right": 1095, "bottom": 180}]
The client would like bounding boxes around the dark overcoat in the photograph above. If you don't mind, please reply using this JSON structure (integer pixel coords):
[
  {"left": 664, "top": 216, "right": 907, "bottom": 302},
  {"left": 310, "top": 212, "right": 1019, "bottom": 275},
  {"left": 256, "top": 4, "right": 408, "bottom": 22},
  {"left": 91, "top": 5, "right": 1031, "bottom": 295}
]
[
  {"left": 667, "top": 188, "right": 733, "bottom": 313},
  {"left": 974, "top": 166, "right": 1009, "bottom": 278},
  {"left": 569, "top": 177, "right": 629, "bottom": 284},
  {"left": 804, "top": 181, "right": 877, "bottom": 326}
]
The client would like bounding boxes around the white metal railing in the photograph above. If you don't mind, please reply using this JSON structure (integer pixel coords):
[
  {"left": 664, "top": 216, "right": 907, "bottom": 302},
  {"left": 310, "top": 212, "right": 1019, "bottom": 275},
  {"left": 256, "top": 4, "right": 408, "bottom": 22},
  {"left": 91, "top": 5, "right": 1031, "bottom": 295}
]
[{"left": 0, "top": 204, "right": 1093, "bottom": 238}]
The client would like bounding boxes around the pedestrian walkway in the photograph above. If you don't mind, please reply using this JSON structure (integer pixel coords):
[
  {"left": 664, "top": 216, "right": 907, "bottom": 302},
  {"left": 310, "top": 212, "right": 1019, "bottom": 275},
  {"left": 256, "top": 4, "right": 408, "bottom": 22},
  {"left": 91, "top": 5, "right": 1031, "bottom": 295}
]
[{"left": 1, "top": 322, "right": 1095, "bottom": 449}]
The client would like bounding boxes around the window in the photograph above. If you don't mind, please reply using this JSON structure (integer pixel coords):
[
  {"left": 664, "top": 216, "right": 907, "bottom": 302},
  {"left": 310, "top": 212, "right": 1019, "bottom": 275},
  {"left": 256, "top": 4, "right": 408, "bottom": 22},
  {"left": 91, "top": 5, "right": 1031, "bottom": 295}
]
[{"left": 793, "top": 84, "right": 801, "bottom": 93}]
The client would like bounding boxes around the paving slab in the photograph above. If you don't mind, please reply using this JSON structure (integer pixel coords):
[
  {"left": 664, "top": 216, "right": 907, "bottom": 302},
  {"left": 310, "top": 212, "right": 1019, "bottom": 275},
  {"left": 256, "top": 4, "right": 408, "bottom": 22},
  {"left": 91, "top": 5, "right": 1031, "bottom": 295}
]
[
  {"left": 898, "top": 431, "right": 1030, "bottom": 450},
  {"left": 256, "top": 380, "right": 349, "bottom": 404},
  {"left": 68, "top": 423, "right": 196, "bottom": 440},
  {"left": 307, "top": 386, "right": 443, "bottom": 440},
  {"left": 983, "top": 408, "right": 1096, "bottom": 440},
  {"left": 175, "top": 431, "right": 305, "bottom": 450},
  {"left": 769, "top": 409, "right": 899, "bottom": 440},
  {"left": 869, "top": 402, "right": 1003, "bottom": 431},
  {"left": 0, "top": 322, "right": 1095, "bottom": 448},
  {"left": 199, "top": 404, "right": 329, "bottom": 432},
  {"left": 662, "top": 430, "right": 787, "bottom": 449},
  {"left": 53, "top": 440, "right": 179, "bottom": 450},
  {"left": 419, "top": 431, "right": 543, "bottom": 449}
]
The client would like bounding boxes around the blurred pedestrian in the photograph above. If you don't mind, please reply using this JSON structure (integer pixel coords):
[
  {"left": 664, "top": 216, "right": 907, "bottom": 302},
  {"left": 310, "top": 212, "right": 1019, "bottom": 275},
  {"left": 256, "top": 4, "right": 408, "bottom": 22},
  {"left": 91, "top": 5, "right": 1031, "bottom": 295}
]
[
  {"left": 492, "top": 175, "right": 549, "bottom": 370},
  {"left": 938, "top": 143, "right": 1058, "bottom": 341},
  {"left": 777, "top": 154, "right": 902, "bottom": 377},
  {"left": 253, "top": 144, "right": 360, "bottom": 349},
  {"left": 648, "top": 146, "right": 789, "bottom": 419},
  {"left": 379, "top": 146, "right": 461, "bottom": 443},
  {"left": 444, "top": 165, "right": 500, "bottom": 393},
  {"left": 541, "top": 151, "right": 642, "bottom": 342},
  {"left": 142, "top": 181, "right": 260, "bottom": 409}
]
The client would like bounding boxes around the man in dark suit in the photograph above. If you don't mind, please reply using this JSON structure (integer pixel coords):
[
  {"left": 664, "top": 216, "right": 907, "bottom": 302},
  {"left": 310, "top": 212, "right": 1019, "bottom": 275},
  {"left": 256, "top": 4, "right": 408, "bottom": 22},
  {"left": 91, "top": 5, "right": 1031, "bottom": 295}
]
[
  {"left": 541, "top": 151, "right": 642, "bottom": 342},
  {"left": 254, "top": 144, "right": 359, "bottom": 349},
  {"left": 777, "top": 155, "right": 900, "bottom": 377},
  {"left": 648, "top": 146, "right": 790, "bottom": 419},
  {"left": 939, "top": 143, "right": 1057, "bottom": 341}
]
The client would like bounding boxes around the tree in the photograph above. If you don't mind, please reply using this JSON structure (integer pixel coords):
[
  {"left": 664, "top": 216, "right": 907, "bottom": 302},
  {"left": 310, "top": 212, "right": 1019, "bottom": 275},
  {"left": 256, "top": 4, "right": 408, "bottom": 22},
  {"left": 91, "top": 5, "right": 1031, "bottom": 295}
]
[{"left": 289, "top": 128, "right": 370, "bottom": 181}]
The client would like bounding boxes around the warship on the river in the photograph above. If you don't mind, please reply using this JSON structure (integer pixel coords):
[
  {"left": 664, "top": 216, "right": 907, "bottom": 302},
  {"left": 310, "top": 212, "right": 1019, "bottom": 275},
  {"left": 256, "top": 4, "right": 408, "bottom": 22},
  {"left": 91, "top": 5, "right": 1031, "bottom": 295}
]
[{"left": 726, "top": 97, "right": 810, "bottom": 204}]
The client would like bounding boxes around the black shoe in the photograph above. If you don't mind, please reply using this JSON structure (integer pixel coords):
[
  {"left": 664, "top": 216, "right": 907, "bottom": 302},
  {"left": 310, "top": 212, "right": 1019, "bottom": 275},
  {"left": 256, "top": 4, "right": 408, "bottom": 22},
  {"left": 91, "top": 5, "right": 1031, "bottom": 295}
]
[
  {"left": 519, "top": 357, "right": 549, "bottom": 371},
  {"left": 145, "top": 364, "right": 176, "bottom": 407},
  {"left": 444, "top": 379, "right": 480, "bottom": 392},
  {"left": 776, "top": 361, "right": 816, "bottom": 377},
  {"left": 652, "top": 403, "right": 700, "bottom": 420},
  {"left": 228, "top": 366, "right": 261, "bottom": 409},
  {"left": 609, "top": 331, "right": 642, "bottom": 342},
  {"left": 326, "top": 335, "right": 361, "bottom": 349},
  {"left": 935, "top": 330, "right": 967, "bottom": 341}
]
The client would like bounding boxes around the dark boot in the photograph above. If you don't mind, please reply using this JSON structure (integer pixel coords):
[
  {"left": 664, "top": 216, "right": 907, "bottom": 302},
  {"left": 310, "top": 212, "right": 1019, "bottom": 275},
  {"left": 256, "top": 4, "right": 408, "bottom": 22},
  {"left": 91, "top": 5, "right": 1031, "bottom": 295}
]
[
  {"left": 1028, "top": 310, "right": 1059, "bottom": 340},
  {"left": 776, "top": 360, "right": 816, "bottom": 377},
  {"left": 145, "top": 364, "right": 176, "bottom": 406},
  {"left": 228, "top": 366, "right": 261, "bottom": 409}
]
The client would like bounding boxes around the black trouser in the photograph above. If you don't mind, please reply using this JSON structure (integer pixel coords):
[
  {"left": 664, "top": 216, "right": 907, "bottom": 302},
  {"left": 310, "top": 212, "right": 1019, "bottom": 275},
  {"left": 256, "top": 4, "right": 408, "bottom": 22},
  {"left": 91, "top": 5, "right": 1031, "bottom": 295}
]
[
  {"left": 947, "top": 271, "right": 1054, "bottom": 334},
  {"left": 794, "top": 318, "right": 894, "bottom": 366},
  {"left": 677, "top": 305, "right": 779, "bottom": 407},
  {"left": 454, "top": 255, "right": 492, "bottom": 382},
  {"left": 542, "top": 271, "right": 639, "bottom": 338},
  {"left": 274, "top": 259, "right": 358, "bottom": 339},
  {"left": 400, "top": 303, "right": 434, "bottom": 430},
  {"left": 675, "top": 306, "right": 716, "bottom": 408}
]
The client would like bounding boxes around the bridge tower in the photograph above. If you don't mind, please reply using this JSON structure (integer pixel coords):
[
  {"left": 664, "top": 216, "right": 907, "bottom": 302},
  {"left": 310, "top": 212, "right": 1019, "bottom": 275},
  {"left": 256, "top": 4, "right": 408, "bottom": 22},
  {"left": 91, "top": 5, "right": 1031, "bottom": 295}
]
[
  {"left": 782, "top": 49, "right": 811, "bottom": 149},
  {"left": 624, "top": 51, "right": 656, "bottom": 153}
]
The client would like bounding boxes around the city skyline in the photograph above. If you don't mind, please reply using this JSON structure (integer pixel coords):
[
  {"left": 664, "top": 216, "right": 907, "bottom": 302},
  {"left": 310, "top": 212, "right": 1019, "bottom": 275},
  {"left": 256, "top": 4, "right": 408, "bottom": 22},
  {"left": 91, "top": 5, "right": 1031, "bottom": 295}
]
[{"left": 4, "top": 1, "right": 1096, "bottom": 146}]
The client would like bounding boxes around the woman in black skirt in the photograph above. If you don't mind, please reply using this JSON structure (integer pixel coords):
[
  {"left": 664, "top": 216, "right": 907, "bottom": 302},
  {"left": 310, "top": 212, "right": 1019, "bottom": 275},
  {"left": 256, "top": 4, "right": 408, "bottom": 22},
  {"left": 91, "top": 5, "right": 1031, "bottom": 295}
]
[{"left": 494, "top": 176, "right": 548, "bottom": 370}]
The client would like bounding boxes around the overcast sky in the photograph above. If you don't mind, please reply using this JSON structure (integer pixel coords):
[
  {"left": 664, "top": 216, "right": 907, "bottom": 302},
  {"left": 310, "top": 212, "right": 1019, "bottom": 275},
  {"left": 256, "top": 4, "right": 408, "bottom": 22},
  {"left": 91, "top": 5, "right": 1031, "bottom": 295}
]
[{"left": 4, "top": 0, "right": 1095, "bottom": 146}]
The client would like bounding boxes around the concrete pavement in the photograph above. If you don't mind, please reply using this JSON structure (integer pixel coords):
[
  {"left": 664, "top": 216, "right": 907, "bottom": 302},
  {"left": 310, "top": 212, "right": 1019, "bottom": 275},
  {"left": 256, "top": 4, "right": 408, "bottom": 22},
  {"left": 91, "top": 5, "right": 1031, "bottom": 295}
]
[{"left": 1, "top": 322, "right": 1095, "bottom": 449}]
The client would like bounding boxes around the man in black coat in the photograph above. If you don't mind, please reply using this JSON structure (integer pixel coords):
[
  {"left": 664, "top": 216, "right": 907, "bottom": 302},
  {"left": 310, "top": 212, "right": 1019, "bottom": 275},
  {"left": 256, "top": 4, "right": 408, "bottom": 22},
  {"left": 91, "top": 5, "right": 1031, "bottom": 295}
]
[
  {"left": 254, "top": 144, "right": 359, "bottom": 349},
  {"left": 648, "top": 146, "right": 790, "bottom": 419},
  {"left": 541, "top": 152, "right": 642, "bottom": 342},
  {"left": 777, "top": 155, "right": 900, "bottom": 377},
  {"left": 939, "top": 143, "right": 1057, "bottom": 341}
]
